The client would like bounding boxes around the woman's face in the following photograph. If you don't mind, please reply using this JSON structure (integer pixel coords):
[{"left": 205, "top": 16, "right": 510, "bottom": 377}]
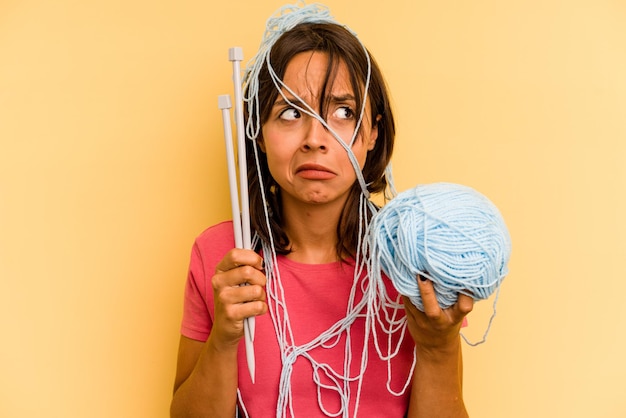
[{"left": 260, "top": 51, "right": 378, "bottom": 209}]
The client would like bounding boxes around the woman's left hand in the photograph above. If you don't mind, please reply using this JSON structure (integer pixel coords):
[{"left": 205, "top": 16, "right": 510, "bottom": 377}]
[{"left": 403, "top": 276, "right": 474, "bottom": 354}]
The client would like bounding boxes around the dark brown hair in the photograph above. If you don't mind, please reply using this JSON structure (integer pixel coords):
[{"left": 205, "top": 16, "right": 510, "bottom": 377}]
[{"left": 246, "top": 23, "right": 395, "bottom": 258}]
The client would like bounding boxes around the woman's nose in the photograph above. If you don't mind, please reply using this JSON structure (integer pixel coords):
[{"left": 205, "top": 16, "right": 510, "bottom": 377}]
[{"left": 302, "top": 117, "right": 329, "bottom": 151}]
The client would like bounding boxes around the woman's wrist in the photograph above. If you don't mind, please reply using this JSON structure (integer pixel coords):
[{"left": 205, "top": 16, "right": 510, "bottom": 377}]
[{"left": 414, "top": 334, "right": 462, "bottom": 364}]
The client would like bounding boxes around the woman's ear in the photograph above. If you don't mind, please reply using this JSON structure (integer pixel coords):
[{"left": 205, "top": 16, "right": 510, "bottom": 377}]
[
  {"left": 257, "top": 135, "right": 266, "bottom": 153},
  {"left": 367, "top": 114, "right": 382, "bottom": 151}
]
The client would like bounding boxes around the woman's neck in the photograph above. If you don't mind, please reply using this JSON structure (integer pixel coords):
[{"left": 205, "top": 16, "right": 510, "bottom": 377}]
[{"left": 281, "top": 199, "right": 344, "bottom": 264}]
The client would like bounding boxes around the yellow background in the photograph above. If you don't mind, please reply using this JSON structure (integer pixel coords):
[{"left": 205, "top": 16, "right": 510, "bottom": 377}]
[{"left": 1, "top": 0, "right": 625, "bottom": 417}]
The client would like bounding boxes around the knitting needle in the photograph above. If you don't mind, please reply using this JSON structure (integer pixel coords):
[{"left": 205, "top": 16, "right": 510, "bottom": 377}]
[
  {"left": 229, "top": 46, "right": 256, "bottom": 340},
  {"left": 218, "top": 93, "right": 255, "bottom": 384},
  {"left": 229, "top": 51, "right": 251, "bottom": 249},
  {"left": 218, "top": 95, "right": 243, "bottom": 249},
  {"left": 230, "top": 47, "right": 256, "bottom": 383}
]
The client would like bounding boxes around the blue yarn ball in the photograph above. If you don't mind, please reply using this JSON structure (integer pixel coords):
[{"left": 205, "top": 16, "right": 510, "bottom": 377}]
[{"left": 370, "top": 183, "right": 511, "bottom": 310}]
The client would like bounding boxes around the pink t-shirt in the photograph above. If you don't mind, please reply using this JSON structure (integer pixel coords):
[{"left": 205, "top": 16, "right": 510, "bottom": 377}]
[{"left": 181, "top": 221, "right": 415, "bottom": 417}]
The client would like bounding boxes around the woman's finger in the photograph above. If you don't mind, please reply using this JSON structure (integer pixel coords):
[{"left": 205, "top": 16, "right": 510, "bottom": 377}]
[
  {"left": 454, "top": 293, "right": 474, "bottom": 316},
  {"left": 215, "top": 248, "right": 264, "bottom": 274},
  {"left": 416, "top": 275, "right": 442, "bottom": 319}
]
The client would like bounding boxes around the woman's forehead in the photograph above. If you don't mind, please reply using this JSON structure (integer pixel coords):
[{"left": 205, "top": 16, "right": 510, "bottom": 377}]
[{"left": 280, "top": 51, "right": 355, "bottom": 100}]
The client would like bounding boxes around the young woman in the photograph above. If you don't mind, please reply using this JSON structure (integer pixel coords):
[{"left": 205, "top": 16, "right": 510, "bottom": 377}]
[{"left": 171, "top": 4, "right": 472, "bottom": 417}]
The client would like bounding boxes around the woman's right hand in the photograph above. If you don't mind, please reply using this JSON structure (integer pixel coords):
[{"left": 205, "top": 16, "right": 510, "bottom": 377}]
[
  {"left": 210, "top": 248, "right": 267, "bottom": 351},
  {"left": 171, "top": 248, "right": 266, "bottom": 417}
]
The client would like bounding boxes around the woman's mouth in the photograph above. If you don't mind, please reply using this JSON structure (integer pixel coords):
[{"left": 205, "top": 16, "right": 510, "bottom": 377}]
[{"left": 296, "top": 163, "right": 336, "bottom": 180}]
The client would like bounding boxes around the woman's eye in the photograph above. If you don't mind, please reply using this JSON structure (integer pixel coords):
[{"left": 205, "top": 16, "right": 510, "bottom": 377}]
[
  {"left": 279, "top": 108, "right": 300, "bottom": 121},
  {"left": 333, "top": 106, "right": 355, "bottom": 120}
]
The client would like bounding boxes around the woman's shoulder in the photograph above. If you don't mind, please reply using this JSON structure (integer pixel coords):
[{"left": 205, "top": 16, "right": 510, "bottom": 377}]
[
  {"left": 193, "top": 220, "right": 236, "bottom": 259},
  {"left": 196, "top": 220, "right": 235, "bottom": 241}
]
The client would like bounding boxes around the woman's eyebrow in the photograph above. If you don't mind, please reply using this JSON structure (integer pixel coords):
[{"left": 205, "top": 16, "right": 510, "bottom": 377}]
[
  {"left": 329, "top": 93, "right": 356, "bottom": 103},
  {"left": 271, "top": 93, "right": 356, "bottom": 112},
  {"left": 272, "top": 96, "right": 308, "bottom": 109},
  {"left": 272, "top": 97, "right": 294, "bottom": 107}
]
